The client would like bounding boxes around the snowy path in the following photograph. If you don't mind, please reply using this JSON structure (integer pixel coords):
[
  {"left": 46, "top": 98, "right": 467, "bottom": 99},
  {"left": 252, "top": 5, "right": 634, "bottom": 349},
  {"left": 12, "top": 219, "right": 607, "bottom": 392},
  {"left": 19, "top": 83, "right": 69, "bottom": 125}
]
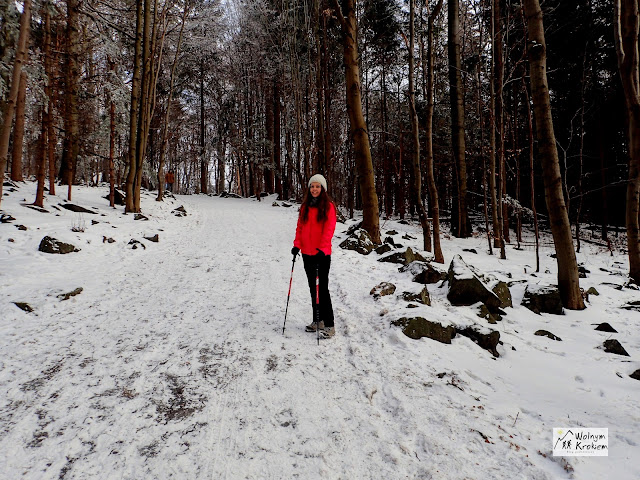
[{"left": 2, "top": 188, "right": 638, "bottom": 479}]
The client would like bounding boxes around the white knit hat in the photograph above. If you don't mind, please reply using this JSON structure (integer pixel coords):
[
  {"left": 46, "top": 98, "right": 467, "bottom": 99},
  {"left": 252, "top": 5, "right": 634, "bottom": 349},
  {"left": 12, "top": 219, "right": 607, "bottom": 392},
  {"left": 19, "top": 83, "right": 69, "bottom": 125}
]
[{"left": 308, "top": 174, "right": 327, "bottom": 192}]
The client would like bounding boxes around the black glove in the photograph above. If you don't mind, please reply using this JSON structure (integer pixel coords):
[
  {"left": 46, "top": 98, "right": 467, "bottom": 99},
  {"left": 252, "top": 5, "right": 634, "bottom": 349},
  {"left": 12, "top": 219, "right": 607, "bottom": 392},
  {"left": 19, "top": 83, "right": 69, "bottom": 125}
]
[
  {"left": 291, "top": 246, "right": 300, "bottom": 256},
  {"left": 315, "top": 248, "right": 326, "bottom": 257}
]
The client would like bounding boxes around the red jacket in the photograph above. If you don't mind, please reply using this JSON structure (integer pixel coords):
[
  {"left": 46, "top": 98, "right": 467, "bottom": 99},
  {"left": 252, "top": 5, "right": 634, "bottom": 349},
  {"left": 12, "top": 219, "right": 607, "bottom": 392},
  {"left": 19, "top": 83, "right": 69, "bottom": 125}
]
[{"left": 294, "top": 202, "right": 337, "bottom": 255}]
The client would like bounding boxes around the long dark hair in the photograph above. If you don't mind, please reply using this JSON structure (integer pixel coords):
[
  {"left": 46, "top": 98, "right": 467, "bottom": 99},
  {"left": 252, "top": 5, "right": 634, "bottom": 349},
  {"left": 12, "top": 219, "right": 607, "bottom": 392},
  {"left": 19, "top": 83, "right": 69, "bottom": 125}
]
[{"left": 300, "top": 186, "right": 333, "bottom": 223}]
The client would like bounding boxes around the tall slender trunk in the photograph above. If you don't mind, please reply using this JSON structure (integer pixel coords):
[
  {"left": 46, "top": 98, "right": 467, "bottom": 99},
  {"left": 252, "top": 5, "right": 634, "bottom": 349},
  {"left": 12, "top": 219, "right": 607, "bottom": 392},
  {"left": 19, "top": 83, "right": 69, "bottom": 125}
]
[
  {"left": 333, "top": 0, "right": 381, "bottom": 243},
  {"left": 200, "top": 60, "right": 207, "bottom": 194},
  {"left": 0, "top": 0, "right": 31, "bottom": 205},
  {"left": 47, "top": 5, "right": 56, "bottom": 197},
  {"left": 274, "top": 80, "right": 282, "bottom": 198},
  {"left": 10, "top": 71, "right": 27, "bottom": 181},
  {"left": 448, "top": 0, "right": 469, "bottom": 237},
  {"left": 614, "top": 0, "right": 640, "bottom": 283},
  {"left": 523, "top": 77, "right": 540, "bottom": 272},
  {"left": 523, "top": 0, "right": 584, "bottom": 308},
  {"left": 490, "top": 0, "right": 500, "bottom": 250}
]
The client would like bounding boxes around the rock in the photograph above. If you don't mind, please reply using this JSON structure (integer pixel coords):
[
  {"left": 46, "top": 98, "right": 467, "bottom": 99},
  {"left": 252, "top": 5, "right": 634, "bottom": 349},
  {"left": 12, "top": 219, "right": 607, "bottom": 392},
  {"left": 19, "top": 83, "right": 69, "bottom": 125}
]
[
  {"left": 621, "top": 300, "right": 640, "bottom": 311},
  {"left": 402, "top": 233, "right": 416, "bottom": 240},
  {"left": 578, "top": 265, "right": 590, "bottom": 278},
  {"left": 102, "top": 236, "right": 116, "bottom": 244},
  {"left": 91, "top": 220, "right": 99, "bottom": 225},
  {"left": 535, "top": 330, "right": 562, "bottom": 341},
  {"left": 386, "top": 230, "right": 398, "bottom": 235},
  {"left": 477, "top": 304, "right": 501, "bottom": 324},
  {"left": 446, "top": 255, "right": 501, "bottom": 313},
  {"left": 462, "top": 248, "right": 477, "bottom": 254},
  {"left": 143, "top": 234, "right": 159, "bottom": 242},
  {"left": 586, "top": 287, "right": 599, "bottom": 296},
  {"left": 595, "top": 323, "right": 617, "bottom": 333},
  {"left": 630, "top": 369, "right": 640, "bottom": 381},
  {"left": 375, "top": 244, "right": 392, "bottom": 255},
  {"left": 128, "top": 239, "right": 146, "bottom": 250},
  {"left": 391, "top": 317, "right": 456, "bottom": 344},
  {"left": 407, "top": 304, "right": 419, "bottom": 308},
  {"left": 1, "top": 214, "right": 16, "bottom": 223},
  {"left": 16, "top": 224, "right": 27, "bottom": 231},
  {"left": 336, "top": 209, "right": 347, "bottom": 223},
  {"left": 103, "top": 189, "right": 125, "bottom": 206},
  {"left": 603, "top": 339, "right": 629, "bottom": 356},
  {"left": 383, "top": 236, "right": 397, "bottom": 246},
  {"left": 272, "top": 201, "right": 280, "bottom": 207},
  {"left": 346, "top": 222, "right": 363, "bottom": 236},
  {"left": 281, "top": 202, "right": 292, "bottom": 208},
  {"left": 60, "top": 203, "right": 98, "bottom": 214},
  {"left": 378, "top": 246, "right": 429, "bottom": 265},
  {"left": 134, "top": 213, "right": 149, "bottom": 221},
  {"left": 457, "top": 326, "right": 501, "bottom": 357},
  {"left": 370, "top": 282, "right": 396, "bottom": 299},
  {"left": 491, "top": 281, "right": 513, "bottom": 308},
  {"left": 58, "top": 287, "right": 83, "bottom": 301},
  {"left": 400, "top": 261, "right": 447, "bottom": 284},
  {"left": 14, "top": 302, "right": 33, "bottom": 313},
  {"left": 172, "top": 205, "right": 187, "bottom": 217},
  {"left": 339, "top": 228, "right": 375, "bottom": 255},
  {"left": 521, "top": 284, "right": 564, "bottom": 315},
  {"left": 38, "top": 236, "right": 80, "bottom": 254},
  {"left": 402, "top": 286, "right": 431, "bottom": 306},
  {"left": 22, "top": 204, "right": 49, "bottom": 213}
]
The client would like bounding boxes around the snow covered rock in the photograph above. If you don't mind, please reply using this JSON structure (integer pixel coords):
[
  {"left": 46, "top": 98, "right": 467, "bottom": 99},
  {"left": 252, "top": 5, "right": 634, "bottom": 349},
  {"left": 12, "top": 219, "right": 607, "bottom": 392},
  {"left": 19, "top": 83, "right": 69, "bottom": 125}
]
[
  {"left": 401, "top": 287, "right": 431, "bottom": 306},
  {"left": 491, "top": 281, "right": 512, "bottom": 308},
  {"left": 38, "top": 236, "right": 80, "bottom": 254},
  {"left": 13, "top": 302, "right": 33, "bottom": 312},
  {"left": 378, "top": 246, "right": 431, "bottom": 265},
  {"left": 400, "top": 261, "right": 447, "bottom": 284},
  {"left": 370, "top": 282, "right": 396, "bottom": 299},
  {"left": 391, "top": 316, "right": 456, "bottom": 344},
  {"left": 457, "top": 325, "right": 501, "bottom": 357},
  {"left": 534, "top": 330, "right": 562, "bottom": 341},
  {"left": 630, "top": 369, "right": 640, "bottom": 381},
  {"left": 102, "top": 189, "right": 125, "bottom": 205},
  {"left": 603, "top": 339, "right": 630, "bottom": 356},
  {"left": 60, "top": 203, "right": 98, "bottom": 214},
  {"left": 375, "top": 244, "right": 393, "bottom": 255},
  {"left": 446, "top": 255, "right": 501, "bottom": 313},
  {"left": 339, "top": 228, "right": 375, "bottom": 255},
  {"left": 521, "top": 284, "right": 564, "bottom": 315}
]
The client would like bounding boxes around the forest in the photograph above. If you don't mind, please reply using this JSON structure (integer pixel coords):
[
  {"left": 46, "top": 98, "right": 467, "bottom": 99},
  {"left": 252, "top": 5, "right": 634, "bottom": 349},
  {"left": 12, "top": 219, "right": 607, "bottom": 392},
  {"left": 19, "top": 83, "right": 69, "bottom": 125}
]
[{"left": 1, "top": 0, "right": 639, "bottom": 303}]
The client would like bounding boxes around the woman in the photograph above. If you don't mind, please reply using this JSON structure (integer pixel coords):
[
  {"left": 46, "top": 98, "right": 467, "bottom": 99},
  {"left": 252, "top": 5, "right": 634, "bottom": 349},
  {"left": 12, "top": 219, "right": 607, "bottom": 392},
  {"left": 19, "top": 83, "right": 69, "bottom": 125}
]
[{"left": 291, "top": 174, "right": 337, "bottom": 338}]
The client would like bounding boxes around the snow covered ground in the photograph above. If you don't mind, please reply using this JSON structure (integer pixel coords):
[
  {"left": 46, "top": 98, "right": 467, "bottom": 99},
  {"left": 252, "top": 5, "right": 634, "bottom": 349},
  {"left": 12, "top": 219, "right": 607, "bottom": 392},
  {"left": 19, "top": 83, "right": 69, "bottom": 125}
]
[{"left": 1, "top": 181, "right": 638, "bottom": 480}]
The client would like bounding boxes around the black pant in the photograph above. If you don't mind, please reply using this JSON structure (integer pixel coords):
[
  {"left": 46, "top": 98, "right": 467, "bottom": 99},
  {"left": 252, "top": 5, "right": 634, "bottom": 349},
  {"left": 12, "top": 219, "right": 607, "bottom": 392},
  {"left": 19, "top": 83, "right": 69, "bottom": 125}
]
[{"left": 302, "top": 254, "right": 334, "bottom": 327}]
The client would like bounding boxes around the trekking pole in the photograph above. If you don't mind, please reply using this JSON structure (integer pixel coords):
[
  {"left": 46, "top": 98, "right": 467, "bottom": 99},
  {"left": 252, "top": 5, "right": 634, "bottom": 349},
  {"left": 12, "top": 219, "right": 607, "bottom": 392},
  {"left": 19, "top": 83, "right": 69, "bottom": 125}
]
[
  {"left": 315, "top": 262, "right": 320, "bottom": 346},
  {"left": 282, "top": 254, "right": 298, "bottom": 335}
]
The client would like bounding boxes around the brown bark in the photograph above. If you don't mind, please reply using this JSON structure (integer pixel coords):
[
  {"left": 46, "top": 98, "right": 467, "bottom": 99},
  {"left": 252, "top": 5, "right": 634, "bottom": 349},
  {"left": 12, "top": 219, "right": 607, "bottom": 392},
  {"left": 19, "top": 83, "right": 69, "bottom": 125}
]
[
  {"left": 333, "top": 0, "right": 381, "bottom": 243},
  {"left": 523, "top": 76, "right": 540, "bottom": 272},
  {"left": 614, "top": 0, "right": 640, "bottom": 284},
  {"left": 408, "top": 0, "right": 432, "bottom": 253},
  {"left": 523, "top": 0, "right": 584, "bottom": 308},
  {"left": 274, "top": 80, "right": 282, "bottom": 198},
  {"left": 0, "top": 0, "right": 31, "bottom": 205},
  {"left": 448, "top": 0, "right": 469, "bottom": 237},
  {"left": 10, "top": 71, "right": 27, "bottom": 182}
]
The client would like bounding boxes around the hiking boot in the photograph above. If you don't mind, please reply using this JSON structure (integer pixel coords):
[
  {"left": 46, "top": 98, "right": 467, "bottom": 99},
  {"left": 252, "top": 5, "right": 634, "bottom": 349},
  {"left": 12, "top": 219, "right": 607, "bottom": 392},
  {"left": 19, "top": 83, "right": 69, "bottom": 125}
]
[
  {"left": 320, "top": 327, "right": 335, "bottom": 339},
  {"left": 305, "top": 320, "right": 324, "bottom": 332}
]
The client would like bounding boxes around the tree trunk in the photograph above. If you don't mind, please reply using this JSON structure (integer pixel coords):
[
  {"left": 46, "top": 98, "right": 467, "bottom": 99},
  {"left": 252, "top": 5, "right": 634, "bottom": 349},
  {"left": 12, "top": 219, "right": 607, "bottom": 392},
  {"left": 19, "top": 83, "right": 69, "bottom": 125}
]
[
  {"left": 10, "top": 71, "right": 27, "bottom": 182},
  {"left": 333, "top": 0, "right": 381, "bottom": 243},
  {"left": 523, "top": 77, "right": 540, "bottom": 272},
  {"left": 35, "top": 106, "right": 46, "bottom": 207},
  {"left": 0, "top": 0, "right": 31, "bottom": 205},
  {"left": 274, "top": 80, "right": 282, "bottom": 198},
  {"left": 614, "top": 0, "right": 640, "bottom": 284},
  {"left": 523, "top": 0, "right": 584, "bottom": 308},
  {"left": 448, "top": 0, "right": 470, "bottom": 237},
  {"left": 409, "top": 0, "right": 432, "bottom": 253}
]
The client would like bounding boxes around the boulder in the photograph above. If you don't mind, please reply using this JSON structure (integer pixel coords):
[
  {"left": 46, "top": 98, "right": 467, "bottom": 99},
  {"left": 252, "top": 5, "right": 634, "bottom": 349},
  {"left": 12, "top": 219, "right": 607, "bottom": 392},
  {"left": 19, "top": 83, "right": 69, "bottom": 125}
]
[
  {"left": 58, "top": 287, "right": 83, "bottom": 301},
  {"left": 391, "top": 317, "right": 456, "bottom": 344},
  {"left": 102, "top": 236, "right": 116, "bottom": 244},
  {"left": 603, "top": 339, "right": 629, "bottom": 356},
  {"left": 477, "top": 304, "right": 501, "bottom": 324},
  {"left": 401, "top": 287, "right": 431, "bottom": 306},
  {"left": 385, "top": 230, "right": 398, "bottom": 235},
  {"left": 521, "top": 284, "right": 564, "bottom": 315},
  {"left": 378, "top": 246, "right": 430, "bottom": 266},
  {"left": 595, "top": 323, "right": 617, "bottom": 333},
  {"left": 38, "top": 236, "right": 80, "bottom": 254},
  {"left": 578, "top": 265, "right": 590, "bottom": 278},
  {"left": 103, "top": 189, "right": 125, "bottom": 206},
  {"left": 14, "top": 302, "right": 33, "bottom": 313},
  {"left": 370, "top": 282, "right": 396, "bottom": 299},
  {"left": 1, "top": 214, "right": 16, "bottom": 223},
  {"left": 375, "top": 244, "right": 393, "bottom": 255},
  {"left": 535, "top": 330, "right": 562, "bottom": 341},
  {"left": 144, "top": 234, "right": 159, "bottom": 243},
  {"left": 446, "top": 255, "right": 501, "bottom": 313},
  {"left": 457, "top": 326, "right": 501, "bottom": 357},
  {"left": 172, "top": 206, "right": 187, "bottom": 217},
  {"left": 621, "top": 300, "right": 640, "bottom": 311},
  {"left": 272, "top": 201, "right": 280, "bottom": 207},
  {"left": 400, "top": 261, "right": 447, "bottom": 284},
  {"left": 339, "top": 228, "right": 376, "bottom": 255},
  {"left": 585, "top": 287, "right": 599, "bottom": 296},
  {"left": 462, "top": 248, "right": 477, "bottom": 254},
  {"left": 128, "top": 239, "right": 146, "bottom": 250},
  {"left": 134, "top": 213, "right": 149, "bottom": 221},
  {"left": 491, "top": 281, "right": 513, "bottom": 308},
  {"left": 60, "top": 203, "right": 98, "bottom": 214},
  {"left": 346, "top": 222, "right": 363, "bottom": 236},
  {"left": 630, "top": 369, "right": 640, "bottom": 381},
  {"left": 16, "top": 224, "right": 27, "bottom": 231}
]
